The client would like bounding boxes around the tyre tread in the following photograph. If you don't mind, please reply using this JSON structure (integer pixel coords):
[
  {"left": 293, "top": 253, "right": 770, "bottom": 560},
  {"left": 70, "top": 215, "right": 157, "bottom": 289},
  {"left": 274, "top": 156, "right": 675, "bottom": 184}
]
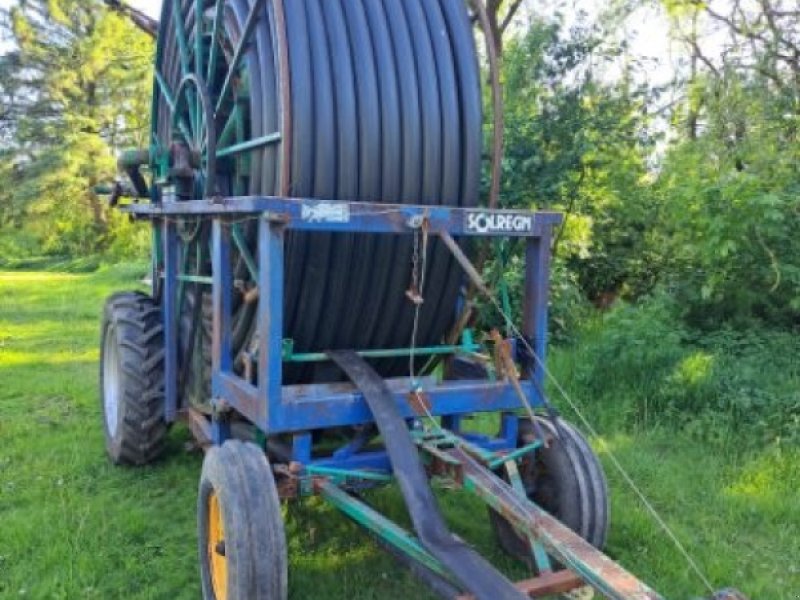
[{"left": 100, "top": 291, "right": 166, "bottom": 465}]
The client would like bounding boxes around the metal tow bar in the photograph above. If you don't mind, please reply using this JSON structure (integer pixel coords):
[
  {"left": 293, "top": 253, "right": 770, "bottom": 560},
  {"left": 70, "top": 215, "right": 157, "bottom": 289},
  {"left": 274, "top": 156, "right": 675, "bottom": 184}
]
[{"left": 327, "top": 350, "right": 526, "bottom": 600}]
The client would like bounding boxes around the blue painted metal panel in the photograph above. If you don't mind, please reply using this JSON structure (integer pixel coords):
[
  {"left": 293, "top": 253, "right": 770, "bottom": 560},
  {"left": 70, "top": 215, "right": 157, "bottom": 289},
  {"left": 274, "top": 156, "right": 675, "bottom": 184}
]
[
  {"left": 284, "top": 380, "right": 541, "bottom": 434},
  {"left": 211, "top": 220, "right": 233, "bottom": 374},
  {"left": 162, "top": 220, "right": 179, "bottom": 422},
  {"left": 210, "top": 220, "right": 233, "bottom": 444},
  {"left": 217, "top": 372, "right": 263, "bottom": 427},
  {"left": 258, "top": 216, "right": 284, "bottom": 432},
  {"left": 214, "top": 373, "right": 543, "bottom": 435},
  {"left": 307, "top": 433, "right": 517, "bottom": 474},
  {"left": 524, "top": 232, "right": 552, "bottom": 392},
  {"left": 170, "top": 200, "right": 559, "bottom": 452},
  {"left": 310, "top": 450, "right": 393, "bottom": 473},
  {"left": 127, "top": 196, "right": 562, "bottom": 237},
  {"left": 291, "top": 433, "right": 313, "bottom": 464}
]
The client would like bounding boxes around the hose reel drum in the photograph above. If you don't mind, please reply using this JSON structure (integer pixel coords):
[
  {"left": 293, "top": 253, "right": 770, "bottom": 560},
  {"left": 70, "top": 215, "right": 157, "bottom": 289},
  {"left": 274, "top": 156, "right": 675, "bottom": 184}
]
[{"left": 153, "top": 0, "right": 483, "bottom": 396}]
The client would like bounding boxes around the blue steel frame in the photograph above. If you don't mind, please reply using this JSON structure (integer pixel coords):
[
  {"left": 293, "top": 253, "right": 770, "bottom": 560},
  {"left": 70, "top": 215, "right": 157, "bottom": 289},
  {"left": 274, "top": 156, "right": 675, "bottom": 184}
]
[{"left": 129, "top": 197, "right": 562, "bottom": 473}]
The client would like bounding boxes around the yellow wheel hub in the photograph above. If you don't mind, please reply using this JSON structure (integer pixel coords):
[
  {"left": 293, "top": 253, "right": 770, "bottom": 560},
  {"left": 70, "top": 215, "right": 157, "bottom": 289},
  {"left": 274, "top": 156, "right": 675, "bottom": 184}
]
[{"left": 208, "top": 490, "right": 228, "bottom": 600}]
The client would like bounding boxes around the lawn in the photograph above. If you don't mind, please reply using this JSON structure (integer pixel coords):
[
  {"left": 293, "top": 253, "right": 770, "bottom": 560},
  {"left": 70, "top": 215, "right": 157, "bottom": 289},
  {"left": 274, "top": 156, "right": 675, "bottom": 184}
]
[{"left": 0, "top": 265, "right": 797, "bottom": 599}]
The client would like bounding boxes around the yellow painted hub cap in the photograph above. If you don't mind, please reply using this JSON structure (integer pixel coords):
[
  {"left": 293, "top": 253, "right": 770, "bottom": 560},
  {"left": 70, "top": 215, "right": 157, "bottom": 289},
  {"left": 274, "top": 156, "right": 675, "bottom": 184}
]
[{"left": 208, "top": 490, "right": 227, "bottom": 600}]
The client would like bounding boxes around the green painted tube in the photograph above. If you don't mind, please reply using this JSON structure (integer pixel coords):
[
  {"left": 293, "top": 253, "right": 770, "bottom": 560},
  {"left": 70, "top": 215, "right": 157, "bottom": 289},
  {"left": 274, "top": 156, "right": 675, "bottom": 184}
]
[
  {"left": 318, "top": 482, "right": 451, "bottom": 580},
  {"left": 231, "top": 223, "right": 258, "bottom": 281},
  {"left": 305, "top": 466, "right": 393, "bottom": 483},
  {"left": 216, "top": 132, "right": 282, "bottom": 158},
  {"left": 285, "top": 343, "right": 481, "bottom": 363},
  {"left": 177, "top": 274, "right": 213, "bottom": 284},
  {"left": 487, "top": 440, "right": 543, "bottom": 470}
]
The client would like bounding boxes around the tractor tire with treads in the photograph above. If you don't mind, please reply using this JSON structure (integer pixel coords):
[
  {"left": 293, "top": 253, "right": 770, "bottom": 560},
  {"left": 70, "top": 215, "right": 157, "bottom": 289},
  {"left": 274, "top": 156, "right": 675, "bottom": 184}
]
[
  {"left": 198, "top": 440, "right": 288, "bottom": 600},
  {"left": 99, "top": 291, "right": 167, "bottom": 465}
]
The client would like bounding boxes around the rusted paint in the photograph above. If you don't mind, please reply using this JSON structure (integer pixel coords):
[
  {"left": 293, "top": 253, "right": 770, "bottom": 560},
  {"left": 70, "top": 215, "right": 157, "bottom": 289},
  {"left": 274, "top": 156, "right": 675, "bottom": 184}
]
[
  {"left": 407, "top": 389, "right": 431, "bottom": 416},
  {"left": 178, "top": 407, "right": 212, "bottom": 450},
  {"left": 272, "top": 0, "right": 292, "bottom": 196},
  {"left": 243, "top": 285, "right": 259, "bottom": 304},
  {"left": 273, "top": 463, "right": 299, "bottom": 500},
  {"left": 490, "top": 329, "right": 516, "bottom": 379},
  {"left": 457, "top": 570, "right": 585, "bottom": 599},
  {"left": 417, "top": 443, "right": 464, "bottom": 486},
  {"left": 451, "top": 446, "right": 664, "bottom": 600},
  {"left": 513, "top": 571, "right": 585, "bottom": 597}
]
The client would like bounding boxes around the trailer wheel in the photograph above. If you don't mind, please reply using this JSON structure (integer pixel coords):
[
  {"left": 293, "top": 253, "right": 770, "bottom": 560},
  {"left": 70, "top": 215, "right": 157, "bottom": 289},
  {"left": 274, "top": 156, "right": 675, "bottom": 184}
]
[
  {"left": 100, "top": 291, "right": 166, "bottom": 465},
  {"left": 489, "top": 416, "right": 609, "bottom": 567},
  {"left": 198, "top": 440, "right": 288, "bottom": 600}
]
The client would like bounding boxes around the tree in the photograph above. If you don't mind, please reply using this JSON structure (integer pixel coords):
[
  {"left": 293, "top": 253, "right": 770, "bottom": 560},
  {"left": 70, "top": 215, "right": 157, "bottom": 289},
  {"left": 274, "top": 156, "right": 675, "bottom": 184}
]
[
  {"left": 499, "top": 12, "right": 657, "bottom": 301},
  {"left": 0, "top": 0, "right": 152, "bottom": 254},
  {"left": 651, "top": 0, "right": 800, "bottom": 325}
]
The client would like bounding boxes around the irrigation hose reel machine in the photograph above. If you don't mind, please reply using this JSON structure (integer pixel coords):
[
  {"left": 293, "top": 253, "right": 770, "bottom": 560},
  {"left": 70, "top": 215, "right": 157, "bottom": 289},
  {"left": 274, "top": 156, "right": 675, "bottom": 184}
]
[{"left": 98, "top": 0, "right": 750, "bottom": 598}]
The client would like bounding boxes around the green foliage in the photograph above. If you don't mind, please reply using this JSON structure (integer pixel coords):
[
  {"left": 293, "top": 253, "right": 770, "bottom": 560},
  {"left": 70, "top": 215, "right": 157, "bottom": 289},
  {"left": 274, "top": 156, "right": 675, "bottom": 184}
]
[
  {"left": 497, "top": 16, "right": 659, "bottom": 304},
  {"left": 653, "top": 70, "right": 800, "bottom": 327},
  {"left": 486, "top": 3, "right": 799, "bottom": 334},
  {"left": 0, "top": 0, "right": 153, "bottom": 257},
  {"left": 552, "top": 293, "right": 800, "bottom": 446},
  {"left": 1, "top": 267, "right": 798, "bottom": 598}
]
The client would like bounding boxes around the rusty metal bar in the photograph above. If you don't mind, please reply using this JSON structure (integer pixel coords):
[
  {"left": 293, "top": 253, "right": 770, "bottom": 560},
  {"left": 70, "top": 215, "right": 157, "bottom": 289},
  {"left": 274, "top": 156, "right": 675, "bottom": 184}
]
[
  {"left": 439, "top": 231, "right": 491, "bottom": 296},
  {"left": 452, "top": 447, "right": 664, "bottom": 600},
  {"left": 178, "top": 407, "right": 212, "bottom": 449},
  {"left": 458, "top": 570, "right": 585, "bottom": 600}
]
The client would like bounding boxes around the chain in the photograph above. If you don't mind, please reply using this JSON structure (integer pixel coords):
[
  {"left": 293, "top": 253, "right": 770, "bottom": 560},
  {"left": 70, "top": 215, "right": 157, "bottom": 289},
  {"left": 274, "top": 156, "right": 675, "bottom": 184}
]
[
  {"left": 407, "top": 220, "right": 441, "bottom": 434},
  {"left": 408, "top": 222, "right": 429, "bottom": 385}
]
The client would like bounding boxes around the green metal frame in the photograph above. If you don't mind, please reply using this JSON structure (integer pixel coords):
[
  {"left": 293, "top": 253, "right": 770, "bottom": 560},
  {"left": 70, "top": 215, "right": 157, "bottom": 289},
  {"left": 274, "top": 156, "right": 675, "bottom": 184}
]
[{"left": 310, "top": 434, "right": 665, "bottom": 600}]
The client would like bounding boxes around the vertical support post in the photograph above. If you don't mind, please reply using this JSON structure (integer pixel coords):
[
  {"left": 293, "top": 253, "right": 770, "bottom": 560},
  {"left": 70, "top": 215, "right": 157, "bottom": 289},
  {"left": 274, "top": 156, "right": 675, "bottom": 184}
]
[
  {"left": 291, "top": 433, "right": 312, "bottom": 464},
  {"left": 151, "top": 218, "right": 163, "bottom": 300},
  {"left": 258, "top": 215, "right": 284, "bottom": 433},
  {"left": 441, "top": 415, "right": 462, "bottom": 433},
  {"left": 162, "top": 219, "right": 178, "bottom": 423},
  {"left": 505, "top": 459, "right": 553, "bottom": 572},
  {"left": 499, "top": 412, "right": 519, "bottom": 447},
  {"left": 523, "top": 228, "right": 553, "bottom": 392},
  {"left": 211, "top": 218, "right": 233, "bottom": 444}
]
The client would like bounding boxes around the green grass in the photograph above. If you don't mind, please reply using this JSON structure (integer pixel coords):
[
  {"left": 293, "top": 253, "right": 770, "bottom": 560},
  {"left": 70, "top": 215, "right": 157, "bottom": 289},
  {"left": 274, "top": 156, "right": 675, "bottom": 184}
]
[{"left": 0, "top": 266, "right": 797, "bottom": 598}]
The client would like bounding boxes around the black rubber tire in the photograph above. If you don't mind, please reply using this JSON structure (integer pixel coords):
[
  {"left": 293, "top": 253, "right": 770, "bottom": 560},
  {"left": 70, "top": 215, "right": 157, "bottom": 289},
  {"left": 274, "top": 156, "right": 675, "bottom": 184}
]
[
  {"left": 99, "top": 291, "right": 167, "bottom": 465},
  {"left": 198, "top": 440, "right": 288, "bottom": 600},
  {"left": 535, "top": 416, "right": 594, "bottom": 542},
  {"left": 488, "top": 416, "right": 609, "bottom": 567},
  {"left": 559, "top": 420, "right": 610, "bottom": 549}
]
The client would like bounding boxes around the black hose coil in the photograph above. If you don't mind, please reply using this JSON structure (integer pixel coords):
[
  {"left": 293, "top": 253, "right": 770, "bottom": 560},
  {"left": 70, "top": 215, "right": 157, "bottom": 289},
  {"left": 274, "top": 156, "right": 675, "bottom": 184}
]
[{"left": 154, "top": 0, "right": 482, "bottom": 386}]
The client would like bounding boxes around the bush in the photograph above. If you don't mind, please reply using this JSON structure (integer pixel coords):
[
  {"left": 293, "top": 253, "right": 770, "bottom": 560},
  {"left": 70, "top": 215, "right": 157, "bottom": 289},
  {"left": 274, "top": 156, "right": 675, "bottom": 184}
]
[
  {"left": 673, "top": 329, "right": 800, "bottom": 445},
  {"left": 103, "top": 212, "right": 151, "bottom": 263},
  {"left": 550, "top": 294, "right": 800, "bottom": 446},
  {"left": 476, "top": 246, "right": 591, "bottom": 344}
]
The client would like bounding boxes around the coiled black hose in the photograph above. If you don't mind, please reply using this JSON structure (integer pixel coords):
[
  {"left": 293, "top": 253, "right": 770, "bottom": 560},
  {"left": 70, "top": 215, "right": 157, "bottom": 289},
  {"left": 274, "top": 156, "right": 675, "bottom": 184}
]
[{"left": 154, "top": 0, "right": 481, "bottom": 386}]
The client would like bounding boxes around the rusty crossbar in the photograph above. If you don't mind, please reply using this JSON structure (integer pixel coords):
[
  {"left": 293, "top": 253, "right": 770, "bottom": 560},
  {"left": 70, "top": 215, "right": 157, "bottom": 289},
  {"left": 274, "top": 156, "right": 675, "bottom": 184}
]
[{"left": 447, "top": 446, "right": 664, "bottom": 600}]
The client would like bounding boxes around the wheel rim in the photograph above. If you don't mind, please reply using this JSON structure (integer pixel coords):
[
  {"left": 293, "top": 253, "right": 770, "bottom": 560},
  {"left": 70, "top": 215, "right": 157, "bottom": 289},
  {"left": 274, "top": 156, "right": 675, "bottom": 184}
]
[
  {"left": 102, "top": 326, "right": 121, "bottom": 438},
  {"left": 208, "top": 490, "right": 228, "bottom": 600}
]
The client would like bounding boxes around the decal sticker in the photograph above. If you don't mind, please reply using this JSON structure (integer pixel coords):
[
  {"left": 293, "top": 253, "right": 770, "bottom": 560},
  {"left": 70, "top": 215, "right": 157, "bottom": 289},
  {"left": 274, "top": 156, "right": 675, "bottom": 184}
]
[
  {"left": 465, "top": 211, "right": 533, "bottom": 234},
  {"left": 301, "top": 201, "right": 350, "bottom": 223}
]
